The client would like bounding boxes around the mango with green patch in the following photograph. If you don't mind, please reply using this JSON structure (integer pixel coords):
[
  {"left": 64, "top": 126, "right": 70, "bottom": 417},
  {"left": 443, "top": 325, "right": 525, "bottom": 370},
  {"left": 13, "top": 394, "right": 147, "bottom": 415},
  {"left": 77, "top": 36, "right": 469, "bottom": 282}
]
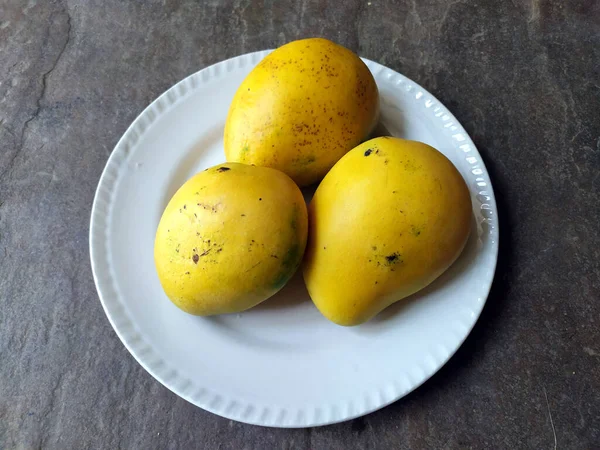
[
  {"left": 154, "top": 163, "right": 308, "bottom": 315},
  {"left": 303, "top": 137, "right": 472, "bottom": 326},
  {"left": 224, "top": 38, "right": 379, "bottom": 187}
]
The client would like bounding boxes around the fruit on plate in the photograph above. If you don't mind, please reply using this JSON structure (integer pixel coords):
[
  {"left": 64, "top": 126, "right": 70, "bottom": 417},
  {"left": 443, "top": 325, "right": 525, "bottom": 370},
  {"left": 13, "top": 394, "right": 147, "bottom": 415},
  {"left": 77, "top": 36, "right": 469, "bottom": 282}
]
[
  {"left": 303, "top": 137, "right": 472, "bottom": 326},
  {"left": 154, "top": 163, "right": 308, "bottom": 315},
  {"left": 224, "top": 37, "right": 379, "bottom": 187}
]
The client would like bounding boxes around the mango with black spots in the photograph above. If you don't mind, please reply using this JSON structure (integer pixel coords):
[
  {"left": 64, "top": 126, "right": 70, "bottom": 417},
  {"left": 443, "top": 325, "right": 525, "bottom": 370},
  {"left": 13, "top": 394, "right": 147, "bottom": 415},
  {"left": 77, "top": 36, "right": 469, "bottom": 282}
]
[
  {"left": 224, "top": 37, "right": 379, "bottom": 187},
  {"left": 154, "top": 162, "right": 308, "bottom": 315},
  {"left": 303, "top": 137, "right": 472, "bottom": 326}
]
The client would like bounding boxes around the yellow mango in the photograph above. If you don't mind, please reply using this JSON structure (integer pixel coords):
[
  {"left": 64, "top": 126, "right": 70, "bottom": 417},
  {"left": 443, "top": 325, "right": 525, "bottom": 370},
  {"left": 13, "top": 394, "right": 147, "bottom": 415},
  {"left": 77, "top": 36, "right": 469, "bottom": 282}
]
[
  {"left": 303, "top": 137, "right": 472, "bottom": 326},
  {"left": 224, "top": 38, "right": 379, "bottom": 187},
  {"left": 154, "top": 163, "right": 308, "bottom": 315}
]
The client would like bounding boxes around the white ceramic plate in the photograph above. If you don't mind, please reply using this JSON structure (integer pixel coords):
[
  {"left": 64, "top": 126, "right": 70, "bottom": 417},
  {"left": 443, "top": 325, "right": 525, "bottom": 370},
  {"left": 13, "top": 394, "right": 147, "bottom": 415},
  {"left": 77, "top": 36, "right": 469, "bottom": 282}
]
[{"left": 90, "top": 50, "right": 498, "bottom": 427}]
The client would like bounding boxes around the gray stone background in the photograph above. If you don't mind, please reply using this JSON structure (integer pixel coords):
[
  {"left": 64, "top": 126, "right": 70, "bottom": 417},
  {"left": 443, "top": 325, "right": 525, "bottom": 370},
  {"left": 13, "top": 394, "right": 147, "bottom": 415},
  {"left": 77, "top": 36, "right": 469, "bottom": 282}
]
[{"left": 1, "top": 0, "right": 599, "bottom": 448}]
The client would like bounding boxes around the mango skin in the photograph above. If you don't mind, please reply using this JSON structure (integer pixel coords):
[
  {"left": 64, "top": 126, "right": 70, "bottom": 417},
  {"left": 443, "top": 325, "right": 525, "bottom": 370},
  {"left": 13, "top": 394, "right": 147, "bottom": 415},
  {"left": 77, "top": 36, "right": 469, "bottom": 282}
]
[
  {"left": 154, "top": 163, "right": 308, "bottom": 315},
  {"left": 224, "top": 38, "right": 379, "bottom": 187},
  {"left": 303, "top": 137, "right": 472, "bottom": 326}
]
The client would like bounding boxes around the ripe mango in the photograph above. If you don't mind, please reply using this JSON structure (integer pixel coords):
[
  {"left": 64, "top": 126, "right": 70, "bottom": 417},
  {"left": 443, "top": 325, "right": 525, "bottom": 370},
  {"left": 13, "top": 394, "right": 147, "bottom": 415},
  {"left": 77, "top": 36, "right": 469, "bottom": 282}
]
[
  {"left": 303, "top": 137, "right": 472, "bottom": 326},
  {"left": 224, "top": 38, "right": 379, "bottom": 187},
  {"left": 155, "top": 163, "right": 308, "bottom": 315}
]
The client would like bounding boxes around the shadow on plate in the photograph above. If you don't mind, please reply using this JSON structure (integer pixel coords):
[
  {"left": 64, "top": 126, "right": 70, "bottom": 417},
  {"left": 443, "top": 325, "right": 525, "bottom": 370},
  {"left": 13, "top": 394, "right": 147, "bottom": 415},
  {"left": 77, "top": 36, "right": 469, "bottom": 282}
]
[
  {"left": 369, "top": 120, "right": 394, "bottom": 139},
  {"left": 251, "top": 269, "right": 311, "bottom": 312}
]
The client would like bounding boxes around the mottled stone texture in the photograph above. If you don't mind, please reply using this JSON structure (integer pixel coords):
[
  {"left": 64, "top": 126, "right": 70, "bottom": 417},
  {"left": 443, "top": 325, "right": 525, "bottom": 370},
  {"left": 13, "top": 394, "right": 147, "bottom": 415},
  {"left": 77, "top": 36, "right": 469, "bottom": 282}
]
[{"left": 0, "top": 0, "right": 598, "bottom": 448}]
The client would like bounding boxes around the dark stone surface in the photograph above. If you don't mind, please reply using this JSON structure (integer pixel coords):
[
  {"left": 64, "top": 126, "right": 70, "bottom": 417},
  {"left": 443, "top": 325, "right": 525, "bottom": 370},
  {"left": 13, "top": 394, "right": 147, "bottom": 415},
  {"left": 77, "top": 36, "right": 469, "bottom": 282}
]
[{"left": 1, "top": 0, "right": 598, "bottom": 448}]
